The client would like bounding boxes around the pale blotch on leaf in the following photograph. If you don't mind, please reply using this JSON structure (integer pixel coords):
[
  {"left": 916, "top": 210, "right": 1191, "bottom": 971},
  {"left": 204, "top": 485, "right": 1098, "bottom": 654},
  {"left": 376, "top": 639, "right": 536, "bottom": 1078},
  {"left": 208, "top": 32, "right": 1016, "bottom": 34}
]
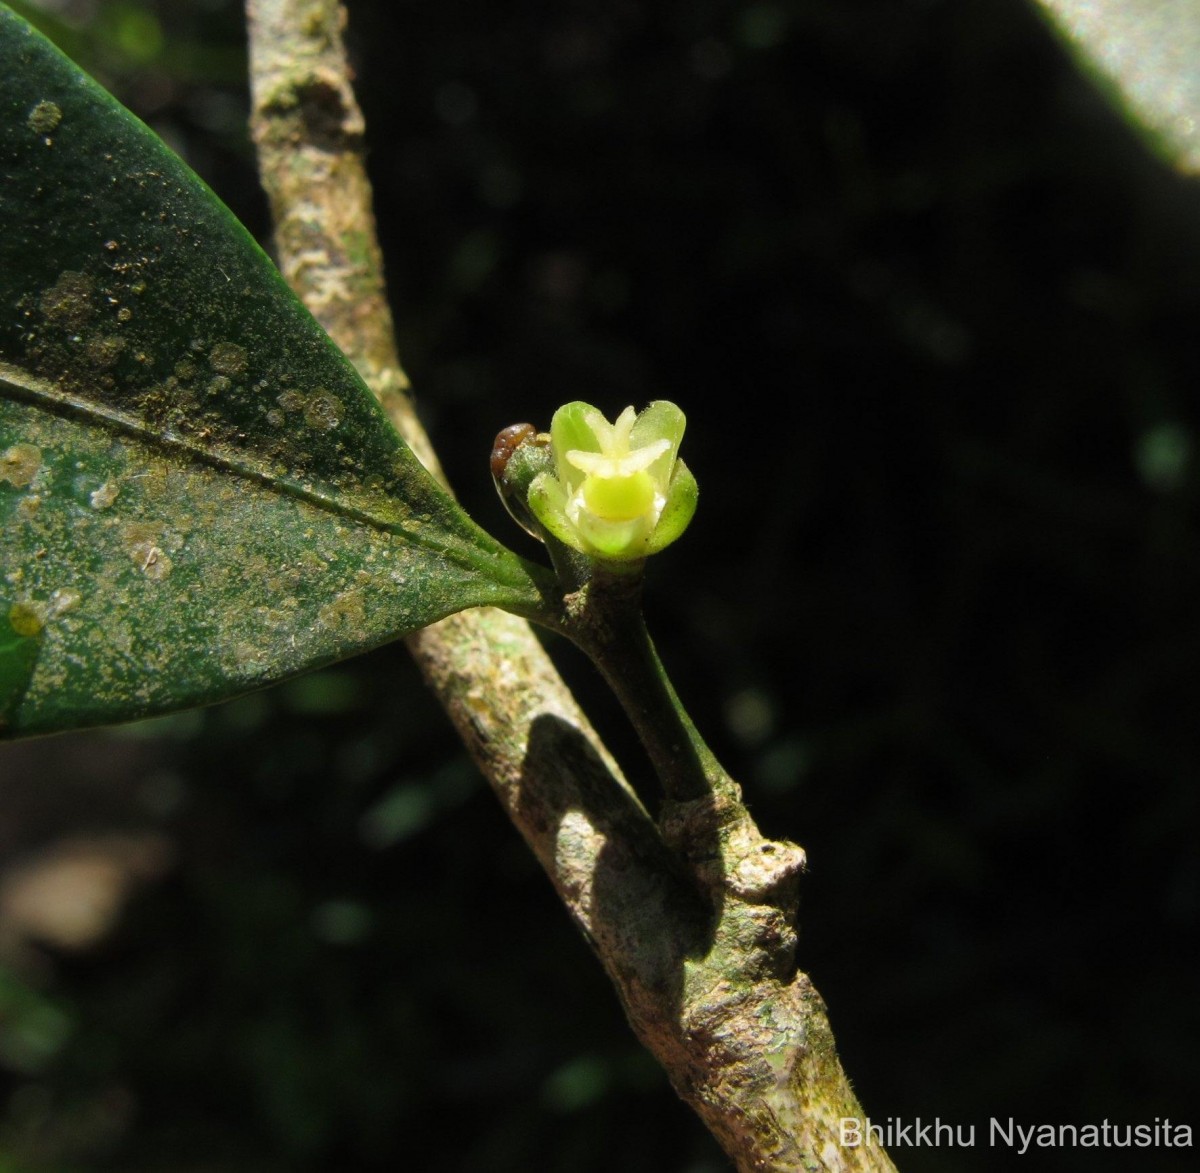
[
  {"left": 129, "top": 541, "right": 172, "bottom": 581},
  {"left": 86, "top": 334, "right": 126, "bottom": 368},
  {"left": 124, "top": 524, "right": 173, "bottom": 581},
  {"left": 47, "top": 589, "right": 82, "bottom": 617},
  {"left": 89, "top": 481, "right": 120, "bottom": 510},
  {"left": 1, "top": 444, "right": 41, "bottom": 489},
  {"left": 209, "top": 341, "right": 248, "bottom": 378},
  {"left": 8, "top": 601, "right": 45, "bottom": 638},
  {"left": 40, "top": 271, "right": 94, "bottom": 330},
  {"left": 304, "top": 391, "right": 342, "bottom": 432},
  {"left": 277, "top": 389, "right": 305, "bottom": 414},
  {"left": 318, "top": 589, "right": 366, "bottom": 630},
  {"left": 27, "top": 99, "right": 62, "bottom": 135}
]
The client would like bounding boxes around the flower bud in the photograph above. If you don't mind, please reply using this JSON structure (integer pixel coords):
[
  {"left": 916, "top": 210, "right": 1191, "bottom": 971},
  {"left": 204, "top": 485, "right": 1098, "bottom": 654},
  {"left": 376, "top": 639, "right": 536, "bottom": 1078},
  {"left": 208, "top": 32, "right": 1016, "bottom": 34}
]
[{"left": 491, "top": 423, "right": 552, "bottom": 540}]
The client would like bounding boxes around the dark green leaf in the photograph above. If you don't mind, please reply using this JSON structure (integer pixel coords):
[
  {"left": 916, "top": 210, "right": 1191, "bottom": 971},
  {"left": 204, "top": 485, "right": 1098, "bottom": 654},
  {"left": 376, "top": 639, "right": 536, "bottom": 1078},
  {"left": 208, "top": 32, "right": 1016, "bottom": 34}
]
[
  {"left": 1035, "top": 0, "right": 1200, "bottom": 174},
  {"left": 0, "top": 6, "right": 548, "bottom": 737}
]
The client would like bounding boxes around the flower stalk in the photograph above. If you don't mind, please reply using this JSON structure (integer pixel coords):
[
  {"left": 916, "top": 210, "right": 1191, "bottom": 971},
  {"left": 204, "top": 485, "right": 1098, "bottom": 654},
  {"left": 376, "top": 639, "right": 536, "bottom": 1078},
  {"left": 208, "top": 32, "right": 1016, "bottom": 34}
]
[{"left": 562, "top": 571, "right": 719, "bottom": 805}]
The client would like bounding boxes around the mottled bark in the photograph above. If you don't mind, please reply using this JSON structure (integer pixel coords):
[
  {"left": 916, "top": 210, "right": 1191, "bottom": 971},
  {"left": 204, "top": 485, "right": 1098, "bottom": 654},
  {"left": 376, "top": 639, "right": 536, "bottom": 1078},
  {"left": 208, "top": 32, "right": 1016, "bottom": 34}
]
[{"left": 245, "top": 3, "right": 896, "bottom": 1169}]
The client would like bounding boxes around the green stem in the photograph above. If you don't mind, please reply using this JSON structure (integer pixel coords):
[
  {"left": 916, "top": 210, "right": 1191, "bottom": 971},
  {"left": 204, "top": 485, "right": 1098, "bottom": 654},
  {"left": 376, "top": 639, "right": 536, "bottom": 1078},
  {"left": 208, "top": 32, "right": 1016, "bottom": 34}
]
[{"left": 565, "top": 571, "right": 730, "bottom": 805}]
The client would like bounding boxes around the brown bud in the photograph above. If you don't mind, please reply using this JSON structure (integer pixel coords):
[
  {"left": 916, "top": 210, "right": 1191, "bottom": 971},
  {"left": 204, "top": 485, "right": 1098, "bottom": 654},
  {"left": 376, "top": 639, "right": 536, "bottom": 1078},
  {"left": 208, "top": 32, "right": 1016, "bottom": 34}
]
[{"left": 490, "top": 423, "right": 538, "bottom": 481}]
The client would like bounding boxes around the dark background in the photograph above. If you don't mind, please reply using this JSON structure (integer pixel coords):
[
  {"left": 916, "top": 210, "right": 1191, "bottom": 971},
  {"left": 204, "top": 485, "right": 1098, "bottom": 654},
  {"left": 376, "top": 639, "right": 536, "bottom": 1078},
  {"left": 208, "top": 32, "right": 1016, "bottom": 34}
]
[{"left": 1, "top": 0, "right": 1198, "bottom": 1170}]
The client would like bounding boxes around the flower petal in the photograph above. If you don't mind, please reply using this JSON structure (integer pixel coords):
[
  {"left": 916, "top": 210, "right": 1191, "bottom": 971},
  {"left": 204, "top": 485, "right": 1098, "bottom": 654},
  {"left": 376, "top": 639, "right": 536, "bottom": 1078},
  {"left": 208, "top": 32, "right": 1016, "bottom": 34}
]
[
  {"left": 630, "top": 400, "right": 686, "bottom": 489},
  {"left": 549, "top": 402, "right": 604, "bottom": 490},
  {"left": 566, "top": 437, "right": 669, "bottom": 477}
]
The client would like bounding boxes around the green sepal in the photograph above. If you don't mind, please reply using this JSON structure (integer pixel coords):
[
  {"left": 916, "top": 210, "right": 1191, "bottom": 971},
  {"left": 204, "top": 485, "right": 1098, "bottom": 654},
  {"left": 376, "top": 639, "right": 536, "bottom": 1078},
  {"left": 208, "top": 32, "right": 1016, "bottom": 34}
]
[
  {"left": 527, "top": 471, "right": 578, "bottom": 549},
  {"left": 646, "top": 459, "right": 699, "bottom": 556}
]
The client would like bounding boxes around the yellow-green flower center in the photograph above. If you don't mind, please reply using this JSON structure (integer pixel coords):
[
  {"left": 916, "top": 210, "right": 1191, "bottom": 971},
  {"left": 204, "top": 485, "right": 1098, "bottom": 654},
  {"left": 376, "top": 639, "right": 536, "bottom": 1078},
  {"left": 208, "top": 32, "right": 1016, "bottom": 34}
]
[{"left": 581, "top": 469, "right": 658, "bottom": 521}]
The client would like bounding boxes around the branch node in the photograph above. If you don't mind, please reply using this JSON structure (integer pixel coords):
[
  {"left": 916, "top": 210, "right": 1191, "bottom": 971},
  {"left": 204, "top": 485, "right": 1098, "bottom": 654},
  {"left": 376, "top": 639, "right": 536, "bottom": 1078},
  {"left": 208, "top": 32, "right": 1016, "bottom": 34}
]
[{"left": 661, "top": 793, "right": 807, "bottom": 907}]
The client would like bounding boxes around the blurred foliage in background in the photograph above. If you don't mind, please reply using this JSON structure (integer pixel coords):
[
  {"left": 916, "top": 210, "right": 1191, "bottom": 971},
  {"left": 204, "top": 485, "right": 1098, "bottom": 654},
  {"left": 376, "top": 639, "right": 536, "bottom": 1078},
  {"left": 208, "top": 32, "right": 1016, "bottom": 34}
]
[{"left": 1, "top": 0, "right": 1198, "bottom": 1169}]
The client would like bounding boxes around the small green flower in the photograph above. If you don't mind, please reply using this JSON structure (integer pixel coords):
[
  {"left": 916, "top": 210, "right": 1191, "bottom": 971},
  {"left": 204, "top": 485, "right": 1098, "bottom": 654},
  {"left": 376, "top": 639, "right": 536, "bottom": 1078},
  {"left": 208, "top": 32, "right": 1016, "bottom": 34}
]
[{"left": 528, "top": 401, "right": 697, "bottom": 562}]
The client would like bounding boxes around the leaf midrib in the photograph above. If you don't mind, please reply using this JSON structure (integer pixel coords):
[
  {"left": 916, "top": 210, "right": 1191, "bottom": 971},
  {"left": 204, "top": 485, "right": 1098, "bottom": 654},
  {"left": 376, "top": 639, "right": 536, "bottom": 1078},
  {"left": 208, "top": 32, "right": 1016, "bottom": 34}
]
[{"left": 0, "top": 358, "right": 483, "bottom": 572}]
